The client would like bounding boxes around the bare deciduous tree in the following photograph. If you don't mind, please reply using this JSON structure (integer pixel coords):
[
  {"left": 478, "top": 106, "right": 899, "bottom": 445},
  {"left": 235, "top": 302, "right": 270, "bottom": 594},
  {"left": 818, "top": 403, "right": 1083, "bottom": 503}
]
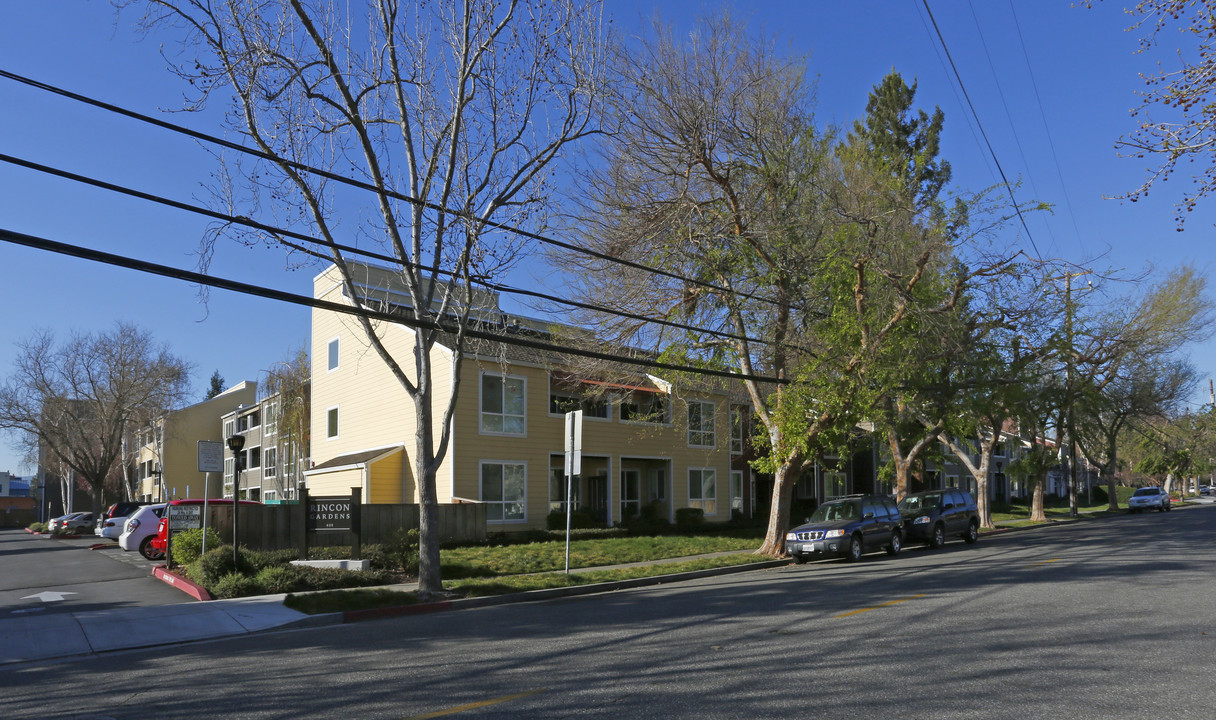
[
  {"left": 124, "top": 0, "right": 608, "bottom": 593},
  {"left": 0, "top": 324, "right": 191, "bottom": 514}
]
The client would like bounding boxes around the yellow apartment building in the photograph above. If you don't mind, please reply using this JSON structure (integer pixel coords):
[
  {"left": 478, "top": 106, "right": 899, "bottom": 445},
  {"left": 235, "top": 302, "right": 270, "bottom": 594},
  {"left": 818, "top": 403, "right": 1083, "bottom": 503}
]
[
  {"left": 304, "top": 263, "right": 734, "bottom": 532},
  {"left": 134, "top": 381, "right": 258, "bottom": 501}
]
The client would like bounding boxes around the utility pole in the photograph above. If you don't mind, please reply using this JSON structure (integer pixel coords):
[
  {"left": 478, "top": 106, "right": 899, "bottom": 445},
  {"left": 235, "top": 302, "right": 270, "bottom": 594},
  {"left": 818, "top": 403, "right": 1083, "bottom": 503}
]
[{"left": 1066, "top": 273, "right": 1078, "bottom": 518}]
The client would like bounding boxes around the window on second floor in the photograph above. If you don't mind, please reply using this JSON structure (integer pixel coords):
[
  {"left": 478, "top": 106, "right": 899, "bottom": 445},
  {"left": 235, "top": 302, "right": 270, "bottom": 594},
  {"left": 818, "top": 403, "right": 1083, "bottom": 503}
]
[
  {"left": 549, "top": 385, "right": 610, "bottom": 419},
  {"left": 730, "top": 408, "right": 744, "bottom": 455},
  {"left": 327, "top": 338, "right": 340, "bottom": 371},
  {"left": 481, "top": 373, "right": 526, "bottom": 435},
  {"left": 620, "top": 393, "right": 670, "bottom": 424},
  {"left": 687, "top": 400, "right": 716, "bottom": 448}
]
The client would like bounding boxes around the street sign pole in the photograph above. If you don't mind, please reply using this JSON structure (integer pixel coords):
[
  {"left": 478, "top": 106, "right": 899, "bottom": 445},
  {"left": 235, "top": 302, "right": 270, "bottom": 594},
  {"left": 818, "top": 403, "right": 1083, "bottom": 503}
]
[
  {"left": 564, "top": 410, "right": 583, "bottom": 574},
  {"left": 197, "top": 441, "right": 224, "bottom": 557}
]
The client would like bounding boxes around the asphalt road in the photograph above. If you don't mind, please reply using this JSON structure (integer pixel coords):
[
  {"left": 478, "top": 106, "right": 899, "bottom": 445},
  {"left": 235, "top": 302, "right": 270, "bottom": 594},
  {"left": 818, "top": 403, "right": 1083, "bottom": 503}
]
[
  {"left": 0, "top": 529, "right": 189, "bottom": 618},
  {"left": 4, "top": 506, "right": 1216, "bottom": 720}
]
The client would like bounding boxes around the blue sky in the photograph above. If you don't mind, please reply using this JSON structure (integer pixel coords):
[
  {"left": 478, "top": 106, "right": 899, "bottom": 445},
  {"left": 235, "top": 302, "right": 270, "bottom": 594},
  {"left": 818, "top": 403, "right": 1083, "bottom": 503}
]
[{"left": 1, "top": 1, "right": 1213, "bottom": 476}]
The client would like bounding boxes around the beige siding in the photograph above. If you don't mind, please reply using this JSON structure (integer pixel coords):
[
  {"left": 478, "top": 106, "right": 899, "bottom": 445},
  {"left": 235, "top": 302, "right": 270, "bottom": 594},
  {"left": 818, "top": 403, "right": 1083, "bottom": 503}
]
[
  {"left": 307, "top": 467, "right": 364, "bottom": 498},
  {"left": 311, "top": 267, "right": 457, "bottom": 500},
  {"left": 135, "top": 383, "right": 257, "bottom": 501},
  {"left": 310, "top": 264, "right": 733, "bottom": 531}
]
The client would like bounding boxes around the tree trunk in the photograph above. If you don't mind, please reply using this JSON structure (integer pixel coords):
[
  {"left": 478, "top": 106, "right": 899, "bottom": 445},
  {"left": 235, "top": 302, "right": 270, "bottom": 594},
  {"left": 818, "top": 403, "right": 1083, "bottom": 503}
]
[
  {"left": 757, "top": 452, "right": 804, "bottom": 557},
  {"left": 887, "top": 433, "right": 912, "bottom": 500},
  {"left": 1029, "top": 475, "right": 1046, "bottom": 522}
]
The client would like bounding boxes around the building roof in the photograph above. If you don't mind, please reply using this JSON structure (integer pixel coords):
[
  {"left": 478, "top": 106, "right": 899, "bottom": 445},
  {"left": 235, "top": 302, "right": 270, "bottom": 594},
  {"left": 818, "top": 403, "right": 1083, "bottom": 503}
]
[{"left": 306, "top": 446, "right": 403, "bottom": 473}]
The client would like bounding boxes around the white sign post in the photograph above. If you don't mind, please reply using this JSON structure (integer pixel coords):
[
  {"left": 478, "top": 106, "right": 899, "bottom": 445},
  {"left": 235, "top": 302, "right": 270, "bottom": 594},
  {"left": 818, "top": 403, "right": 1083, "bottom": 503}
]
[
  {"left": 564, "top": 410, "right": 583, "bottom": 574},
  {"left": 197, "top": 441, "right": 224, "bottom": 556}
]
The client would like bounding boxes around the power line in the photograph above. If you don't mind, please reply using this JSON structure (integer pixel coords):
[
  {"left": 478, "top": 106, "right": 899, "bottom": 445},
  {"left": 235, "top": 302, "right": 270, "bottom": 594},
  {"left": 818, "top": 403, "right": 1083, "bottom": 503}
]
[
  {"left": 0, "top": 152, "right": 797, "bottom": 354},
  {"left": 0, "top": 226, "right": 788, "bottom": 386},
  {"left": 1007, "top": 0, "right": 1087, "bottom": 259},
  {"left": 0, "top": 68, "right": 799, "bottom": 314},
  {"left": 920, "top": 0, "right": 1044, "bottom": 261}
]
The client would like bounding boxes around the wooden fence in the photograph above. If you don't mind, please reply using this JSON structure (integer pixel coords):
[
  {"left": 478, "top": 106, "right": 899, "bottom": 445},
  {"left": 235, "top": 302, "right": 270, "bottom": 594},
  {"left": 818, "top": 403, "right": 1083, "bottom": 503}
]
[{"left": 193, "top": 501, "right": 486, "bottom": 553}]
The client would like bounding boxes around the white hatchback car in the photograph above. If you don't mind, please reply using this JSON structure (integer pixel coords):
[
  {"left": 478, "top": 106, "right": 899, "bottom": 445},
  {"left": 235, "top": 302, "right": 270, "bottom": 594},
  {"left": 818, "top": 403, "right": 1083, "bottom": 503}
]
[{"left": 118, "top": 504, "right": 167, "bottom": 559}]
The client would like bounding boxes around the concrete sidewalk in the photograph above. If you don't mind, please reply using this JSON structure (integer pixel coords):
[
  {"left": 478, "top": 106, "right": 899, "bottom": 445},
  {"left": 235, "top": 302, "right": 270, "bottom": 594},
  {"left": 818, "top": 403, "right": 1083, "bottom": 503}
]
[
  {"left": 0, "top": 592, "right": 333, "bottom": 665},
  {"left": 0, "top": 550, "right": 785, "bottom": 666}
]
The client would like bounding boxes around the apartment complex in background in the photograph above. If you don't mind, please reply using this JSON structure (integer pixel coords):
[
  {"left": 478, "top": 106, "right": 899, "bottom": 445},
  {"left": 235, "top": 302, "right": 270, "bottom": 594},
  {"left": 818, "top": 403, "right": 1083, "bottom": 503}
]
[
  {"left": 220, "top": 387, "right": 309, "bottom": 503},
  {"left": 133, "top": 382, "right": 257, "bottom": 501}
]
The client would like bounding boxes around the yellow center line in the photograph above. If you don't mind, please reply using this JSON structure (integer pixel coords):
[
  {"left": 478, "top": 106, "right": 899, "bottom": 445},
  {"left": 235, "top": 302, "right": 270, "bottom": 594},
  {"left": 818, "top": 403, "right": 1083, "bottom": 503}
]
[
  {"left": 403, "top": 689, "right": 546, "bottom": 720},
  {"left": 1025, "top": 558, "right": 1061, "bottom": 568},
  {"left": 835, "top": 594, "right": 927, "bottom": 618}
]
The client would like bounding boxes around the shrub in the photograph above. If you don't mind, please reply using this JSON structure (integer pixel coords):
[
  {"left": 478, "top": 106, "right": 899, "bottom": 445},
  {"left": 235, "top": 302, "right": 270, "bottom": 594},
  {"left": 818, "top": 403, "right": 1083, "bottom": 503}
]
[
  {"left": 675, "top": 507, "right": 704, "bottom": 529},
  {"left": 546, "top": 509, "right": 599, "bottom": 531},
  {"left": 253, "top": 565, "right": 306, "bottom": 594},
  {"left": 620, "top": 515, "right": 671, "bottom": 535},
  {"left": 186, "top": 546, "right": 254, "bottom": 586},
  {"left": 211, "top": 572, "right": 257, "bottom": 599},
  {"left": 170, "top": 528, "right": 224, "bottom": 566},
  {"left": 28, "top": 522, "right": 47, "bottom": 533},
  {"left": 371, "top": 528, "right": 419, "bottom": 574}
]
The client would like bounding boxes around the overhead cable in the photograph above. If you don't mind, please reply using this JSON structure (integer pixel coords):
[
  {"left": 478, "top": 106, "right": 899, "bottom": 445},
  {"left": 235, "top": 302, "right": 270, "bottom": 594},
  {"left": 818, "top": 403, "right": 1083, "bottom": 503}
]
[
  {"left": 0, "top": 152, "right": 796, "bottom": 353},
  {"left": 0, "top": 226, "right": 788, "bottom": 386},
  {"left": 920, "top": 1, "right": 1044, "bottom": 261},
  {"left": 0, "top": 68, "right": 799, "bottom": 313}
]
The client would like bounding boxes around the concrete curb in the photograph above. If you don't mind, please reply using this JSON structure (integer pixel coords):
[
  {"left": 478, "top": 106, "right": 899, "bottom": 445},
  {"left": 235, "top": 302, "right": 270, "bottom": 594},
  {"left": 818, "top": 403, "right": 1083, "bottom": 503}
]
[
  {"left": 153, "top": 566, "right": 213, "bottom": 601},
  {"left": 334, "top": 558, "right": 792, "bottom": 624}
]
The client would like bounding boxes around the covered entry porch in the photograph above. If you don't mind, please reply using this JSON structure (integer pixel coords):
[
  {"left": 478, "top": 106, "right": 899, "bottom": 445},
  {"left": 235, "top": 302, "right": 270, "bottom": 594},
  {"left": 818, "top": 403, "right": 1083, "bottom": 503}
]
[{"left": 548, "top": 454, "right": 672, "bottom": 526}]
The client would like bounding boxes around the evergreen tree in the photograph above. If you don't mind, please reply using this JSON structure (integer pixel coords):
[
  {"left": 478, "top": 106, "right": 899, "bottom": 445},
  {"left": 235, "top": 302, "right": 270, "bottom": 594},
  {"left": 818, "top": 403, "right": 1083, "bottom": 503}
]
[
  {"left": 847, "top": 71, "right": 952, "bottom": 215},
  {"left": 204, "top": 370, "right": 225, "bottom": 400}
]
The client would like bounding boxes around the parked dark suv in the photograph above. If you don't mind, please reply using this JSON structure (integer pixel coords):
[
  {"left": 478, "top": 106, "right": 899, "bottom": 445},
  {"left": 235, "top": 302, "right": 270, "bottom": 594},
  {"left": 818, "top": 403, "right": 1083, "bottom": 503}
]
[
  {"left": 897, "top": 488, "right": 980, "bottom": 548},
  {"left": 785, "top": 494, "right": 902, "bottom": 563}
]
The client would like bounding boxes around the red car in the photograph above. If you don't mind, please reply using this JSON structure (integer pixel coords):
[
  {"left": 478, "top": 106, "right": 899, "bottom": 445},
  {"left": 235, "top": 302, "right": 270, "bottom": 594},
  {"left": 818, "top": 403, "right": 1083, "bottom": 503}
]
[{"left": 149, "top": 498, "right": 262, "bottom": 557}]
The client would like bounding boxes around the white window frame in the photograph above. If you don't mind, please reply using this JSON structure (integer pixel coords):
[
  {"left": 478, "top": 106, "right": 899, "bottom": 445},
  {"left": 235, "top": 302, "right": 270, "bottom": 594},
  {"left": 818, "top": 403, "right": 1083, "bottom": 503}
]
[
  {"left": 687, "top": 400, "right": 716, "bottom": 449},
  {"left": 327, "top": 337, "right": 340, "bottom": 372},
  {"left": 326, "top": 406, "right": 339, "bottom": 440},
  {"left": 480, "top": 460, "right": 528, "bottom": 524},
  {"left": 730, "top": 470, "right": 744, "bottom": 512},
  {"left": 264, "top": 446, "right": 277, "bottom": 478},
  {"left": 480, "top": 372, "right": 527, "bottom": 437},
  {"left": 688, "top": 467, "right": 717, "bottom": 515},
  {"left": 730, "top": 408, "right": 744, "bottom": 455}
]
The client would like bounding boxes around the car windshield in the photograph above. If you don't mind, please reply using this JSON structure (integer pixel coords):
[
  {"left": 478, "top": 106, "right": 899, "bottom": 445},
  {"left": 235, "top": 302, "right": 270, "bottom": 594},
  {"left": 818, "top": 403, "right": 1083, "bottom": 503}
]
[
  {"left": 809, "top": 501, "right": 860, "bottom": 523},
  {"left": 1132, "top": 488, "right": 1159, "bottom": 497},
  {"left": 898, "top": 493, "right": 943, "bottom": 513}
]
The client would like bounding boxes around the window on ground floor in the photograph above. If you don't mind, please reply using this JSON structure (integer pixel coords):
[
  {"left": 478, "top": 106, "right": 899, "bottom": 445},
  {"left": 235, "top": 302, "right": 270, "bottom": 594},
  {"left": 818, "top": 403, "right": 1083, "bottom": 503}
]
[
  {"left": 688, "top": 468, "right": 717, "bottom": 515},
  {"left": 730, "top": 470, "right": 743, "bottom": 513},
  {"left": 481, "top": 461, "right": 526, "bottom": 522}
]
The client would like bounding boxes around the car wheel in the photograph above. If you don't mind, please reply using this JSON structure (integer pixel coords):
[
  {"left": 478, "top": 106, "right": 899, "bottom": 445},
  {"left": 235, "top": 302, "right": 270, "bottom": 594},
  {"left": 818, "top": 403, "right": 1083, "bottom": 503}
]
[
  {"left": 790, "top": 554, "right": 806, "bottom": 565},
  {"left": 963, "top": 521, "right": 979, "bottom": 544},
  {"left": 929, "top": 524, "right": 945, "bottom": 549},
  {"left": 846, "top": 534, "right": 864, "bottom": 563},
  {"left": 138, "top": 536, "right": 163, "bottom": 561},
  {"left": 886, "top": 530, "right": 902, "bottom": 556}
]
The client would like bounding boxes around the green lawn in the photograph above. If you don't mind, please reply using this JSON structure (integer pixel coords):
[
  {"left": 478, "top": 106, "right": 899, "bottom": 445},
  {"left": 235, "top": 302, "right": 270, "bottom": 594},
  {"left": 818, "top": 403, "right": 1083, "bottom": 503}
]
[
  {"left": 439, "top": 533, "right": 764, "bottom": 579},
  {"left": 988, "top": 486, "right": 1190, "bottom": 524}
]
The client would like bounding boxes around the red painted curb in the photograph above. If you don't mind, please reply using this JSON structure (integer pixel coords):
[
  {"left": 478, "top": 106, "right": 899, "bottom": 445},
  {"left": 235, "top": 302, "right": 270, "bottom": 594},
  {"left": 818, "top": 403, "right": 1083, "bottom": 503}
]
[
  {"left": 153, "top": 566, "right": 213, "bottom": 601},
  {"left": 344, "top": 600, "right": 452, "bottom": 623},
  {"left": 88, "top": 543, "right": 115, "bottom": 550}
]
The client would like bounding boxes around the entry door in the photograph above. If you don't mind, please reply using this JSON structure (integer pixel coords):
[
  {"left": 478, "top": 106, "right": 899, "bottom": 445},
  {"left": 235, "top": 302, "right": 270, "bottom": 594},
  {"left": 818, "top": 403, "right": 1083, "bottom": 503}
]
[{"left": 621, "top": 470, "right": 641, "bottom": 519}]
